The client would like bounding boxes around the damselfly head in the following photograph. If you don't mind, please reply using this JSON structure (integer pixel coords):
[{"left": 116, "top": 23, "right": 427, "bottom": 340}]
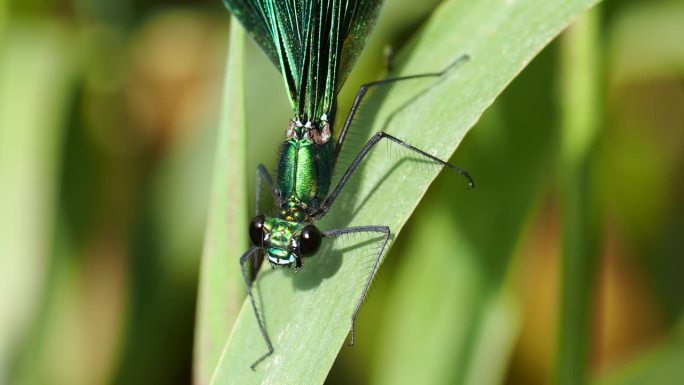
[{"left": 248, "top": 215, "right": 322, "bottom": 270}]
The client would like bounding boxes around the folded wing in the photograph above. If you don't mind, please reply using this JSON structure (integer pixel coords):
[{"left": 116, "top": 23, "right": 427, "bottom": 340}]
[{"left": 223, "top": 0, "right": 382, "bottom": 122}]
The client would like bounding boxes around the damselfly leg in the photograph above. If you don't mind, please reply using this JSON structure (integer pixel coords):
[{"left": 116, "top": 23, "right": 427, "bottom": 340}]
[
  {"left": 322, "top": 226, "right": 390, "bottom": 345},
  {"left": 239, "top": 247, "right": 273, "bottom": 370},
  {"left": 334, "top": 55, "right": 471, "bottom": 161}
]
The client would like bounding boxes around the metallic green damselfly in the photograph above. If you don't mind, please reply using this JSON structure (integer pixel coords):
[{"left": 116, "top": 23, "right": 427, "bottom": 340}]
[{"left": 224, "top": 0, "right": 473, "bottom": 369}]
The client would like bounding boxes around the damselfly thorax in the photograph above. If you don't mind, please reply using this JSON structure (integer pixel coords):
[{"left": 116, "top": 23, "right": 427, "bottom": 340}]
[{"left": 277, "top": 118, "right": 335, "bottom": 214}]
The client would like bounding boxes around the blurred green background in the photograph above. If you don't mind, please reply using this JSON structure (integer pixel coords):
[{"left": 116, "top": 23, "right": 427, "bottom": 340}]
[{"left": 1, "top": 0, "right": 682, "bottom": 384}]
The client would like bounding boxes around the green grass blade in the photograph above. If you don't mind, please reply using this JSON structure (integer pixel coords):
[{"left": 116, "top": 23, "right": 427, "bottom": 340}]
[
  {"left": 193, "top": 20, "right": 248, "bottom": 385},
  {"left": 210, "top": 1, "right": 600, "bottom": 384},
  {"left": 556, "top": 7, "right": 602, "bottom": 385}
]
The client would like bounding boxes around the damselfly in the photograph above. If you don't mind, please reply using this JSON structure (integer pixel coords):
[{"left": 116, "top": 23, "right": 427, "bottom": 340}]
[{"left": 223, "top": 0, "right": 473, "bottom": 369}]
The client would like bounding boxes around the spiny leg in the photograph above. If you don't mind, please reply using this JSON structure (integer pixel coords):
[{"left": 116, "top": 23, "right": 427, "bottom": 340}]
[
  {"left": 334, "top": 54, "right": 470, "bottom": 161},
  {"left": 255, "top": 164, "right": 278, "bottom": 214},
  {"left": 313, "top": 132, "right": 474, "bottom": 220},
  {"left": 323, "top": 225, "right": 390, "bottom": 345},
  {"left": 240, "top": 246, "right": 273, "bottom": 370}
]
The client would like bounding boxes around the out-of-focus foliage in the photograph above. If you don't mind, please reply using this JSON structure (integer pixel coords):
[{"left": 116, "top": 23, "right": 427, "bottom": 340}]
[{"left": 0, "top": 0, "right": 682, "bottom": 385}]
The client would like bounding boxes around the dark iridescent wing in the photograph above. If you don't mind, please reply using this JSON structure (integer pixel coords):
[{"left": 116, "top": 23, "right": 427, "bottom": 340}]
[
  {"left": 335, "top": 1, "right": 382, "bottom": 98},
  {"left": 223, "top": 0, "right": 382, "bottom": 121}
]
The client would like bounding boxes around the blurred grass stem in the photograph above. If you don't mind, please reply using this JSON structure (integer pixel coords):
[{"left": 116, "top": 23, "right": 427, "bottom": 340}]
[{"left": 556, "top": 7, "right": 602, "bottom": 385}]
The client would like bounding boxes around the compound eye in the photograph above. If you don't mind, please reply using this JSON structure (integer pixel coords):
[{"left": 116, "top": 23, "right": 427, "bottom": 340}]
[
  {"left": 299, "top": 225, "right": 322, "bottom": 256},
  {"left": 248, "top": 215, "right": 266, "bottom": 246}
]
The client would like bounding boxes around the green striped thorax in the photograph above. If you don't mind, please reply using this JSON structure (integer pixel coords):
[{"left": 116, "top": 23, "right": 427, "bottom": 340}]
[{"left": 278, "top": 117, "right": 334, "bottom": 210}]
